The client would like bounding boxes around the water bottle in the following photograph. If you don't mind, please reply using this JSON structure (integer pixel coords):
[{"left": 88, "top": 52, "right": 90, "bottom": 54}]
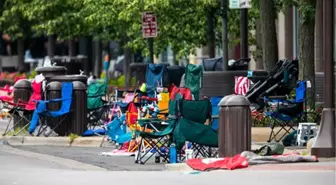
[{"left": 169, "top": 143, "right": 177, "bottom": 163}]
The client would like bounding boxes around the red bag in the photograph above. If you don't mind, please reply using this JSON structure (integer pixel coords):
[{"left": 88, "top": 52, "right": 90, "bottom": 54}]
[
  {"left": 169, "top": 84, "right": 192, "bottom": 100},
  {"left": 186, "top": 155, "right": 249, "bottom": 171},
  {"left": 126, "top": 102, "right": 138, "bottom": 125}
]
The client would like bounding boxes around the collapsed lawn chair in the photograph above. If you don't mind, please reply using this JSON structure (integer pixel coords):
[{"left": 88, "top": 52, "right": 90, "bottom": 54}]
[
  {"left": 87, "top": 80, "right": 112, "bottom": 133},
  {"left": 2, "top": 76, "right": 43, "bottom": 136},
  {"left": 28, "top": 82, "right": 73, "bottom": 136},
  {"left": 264, "top": 80, "right": 306, "bottom": 142}
]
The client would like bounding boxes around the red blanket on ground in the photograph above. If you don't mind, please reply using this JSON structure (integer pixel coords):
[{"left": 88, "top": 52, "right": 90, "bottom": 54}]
[
  {"left": 186, "top": 155, "right": 249, "bottom": 171},
  {"left": 186, "top": 152, "right": 318, "bottom": 171}
]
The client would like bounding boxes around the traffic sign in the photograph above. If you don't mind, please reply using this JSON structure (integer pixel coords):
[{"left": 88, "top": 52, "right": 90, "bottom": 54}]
[
  {"left": 229, "top": 0, "right": 252, "bottom": 9},
  {"left": 142, "top": 12, "right": 157, "bottom": 38}
]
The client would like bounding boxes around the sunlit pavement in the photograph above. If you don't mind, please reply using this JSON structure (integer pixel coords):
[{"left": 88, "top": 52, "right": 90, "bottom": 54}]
[{"left": 0, "top": 144, "right": 335, "bottom": 185}]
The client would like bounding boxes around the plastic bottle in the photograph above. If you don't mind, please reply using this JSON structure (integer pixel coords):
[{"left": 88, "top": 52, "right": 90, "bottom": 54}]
[{"left": 169, "top": 143, "right": 177, "bottom": 163}]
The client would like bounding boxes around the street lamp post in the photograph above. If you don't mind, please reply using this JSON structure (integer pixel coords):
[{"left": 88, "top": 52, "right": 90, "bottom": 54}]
[{"left": 311, "top": 0, "right": 336, "bottom": 158}]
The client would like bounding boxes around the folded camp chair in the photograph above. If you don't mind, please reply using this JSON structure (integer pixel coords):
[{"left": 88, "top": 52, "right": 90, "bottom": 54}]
[
  {"left": 28, "top": 82, "right": 73, "bottom": 137},
  {"left": 264, "top": 81, "right": 306, "bottom": 142},
  {"left": 2, "top": 78, "right": 43, "bottom": 136},
  {"left": 183, "top": 64, "right": 203, "bottom": 100},
  {"left": 173, "top": 98, "right": 218, "bottom": 158},
  {"left": 87, "top": 80, "right": 112, "bottom": 132}
]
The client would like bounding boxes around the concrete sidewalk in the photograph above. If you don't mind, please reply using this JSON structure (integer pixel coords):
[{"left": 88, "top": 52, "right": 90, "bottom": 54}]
[{"left": 0, "top": 127, "right": 285, "bottom": 147}]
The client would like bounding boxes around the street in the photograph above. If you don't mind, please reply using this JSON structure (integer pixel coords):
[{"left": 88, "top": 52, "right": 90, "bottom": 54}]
[{"left": 0, "top": 143, "right": 335, "bottom": 185}]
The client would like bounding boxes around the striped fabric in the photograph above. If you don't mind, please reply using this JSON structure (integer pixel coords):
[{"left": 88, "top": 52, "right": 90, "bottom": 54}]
[{"left": 234, "top": 76, "right": 250, "bottom": 95}]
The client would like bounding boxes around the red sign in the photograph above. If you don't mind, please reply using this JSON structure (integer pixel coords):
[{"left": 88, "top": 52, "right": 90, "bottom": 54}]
[{"left": 142, "top": 12, "right": 157, "bottom": 38}]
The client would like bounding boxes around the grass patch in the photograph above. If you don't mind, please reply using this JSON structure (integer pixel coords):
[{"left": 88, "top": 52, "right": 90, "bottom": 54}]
[{"left": 68, "top": 133, "right": 79, "bottom": 145}]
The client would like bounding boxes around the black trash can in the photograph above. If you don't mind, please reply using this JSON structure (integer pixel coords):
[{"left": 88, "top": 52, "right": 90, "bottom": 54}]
[
  {"left": 51, "top": 56, "right": 87, "bottom": 75},
  {"left": 13, "top": 79, "right": 32, "bottom": 129},
  {"left": 46, "top": 81, "right": 70, "bottom": 136},
  {"left": 71, "top": 81, "right": 87, "bottom": 135},
  {"left": 49, "top": 75, "right": 88, "bottom": 85},
  {"left": 130, "top": 63, "right": 148, "bottom": 84},
  {"left": 36, "top": 66, "right": 67, "bottom": 80}
]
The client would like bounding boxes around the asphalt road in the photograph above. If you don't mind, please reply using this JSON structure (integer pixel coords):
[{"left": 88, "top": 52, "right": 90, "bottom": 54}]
[
  {"left": 13, "top": 145, "right": 165, "bottom": 171},
  {"left": 1, "top": 144, "right": 336, "bottom": 185}
]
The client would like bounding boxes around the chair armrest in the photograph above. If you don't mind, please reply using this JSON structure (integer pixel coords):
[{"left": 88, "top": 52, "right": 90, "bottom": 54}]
[
  {"left": 36, "top": 98, "right": 72, "bottom": 104},
  {"left": 211, "top": 115, "right": 219, "bottom": 119},
  {"left": 18, "top": 99, "right": 28, "bottom": 104}
]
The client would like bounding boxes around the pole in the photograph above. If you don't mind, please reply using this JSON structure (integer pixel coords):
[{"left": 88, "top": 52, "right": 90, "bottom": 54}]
[
  {"left": 148, "top": 38, "right": 154, "bottom": 63},
  {"left": 311, "top": 0, "right": 335, "bottom": 157},
  {"left": 222, "top": 0, "right": 229, "bottom": 70},
  {"left": 240, "top": 9, "right": 248, "bottom": 60}
]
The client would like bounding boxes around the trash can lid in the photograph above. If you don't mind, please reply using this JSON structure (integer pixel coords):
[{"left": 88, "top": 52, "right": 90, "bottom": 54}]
[
  {"left": 49, "top": 75, "right": 88, "bottom": 82},
  {"left": 36, "top": 66, "right": 67, "bottom": 73},
  {"left": 73, "top": 81, "right": 87, "bottom": 90},
  {"left": 224, "top": 95, "right": 250, "bottom": 107},
  {"left": 218, "top": 95, "right": 234, "bottom": 106},
  {"left": 13, "top": 79, "right": 32, "bottom": 88},
  {"left": 46, "top": 81, "right": 62, "bottom": 91}
]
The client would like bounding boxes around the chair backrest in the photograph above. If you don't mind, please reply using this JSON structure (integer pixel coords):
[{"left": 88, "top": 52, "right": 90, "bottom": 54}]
[
  {"left": 87, "top": 80, "right": 107, "bottom": 109},
  {"left": 25, "top": 80, "right": 43, "bottom": 110},
  {"left": 179, "top": 99, "right": 211, "bottom": 124},
  {"left": 184, "top": 64, "right": 203, "bottom": 100},
  {"left": 295, "top": 81, "right": 306, "bottom": 103},
  {"left": 57, "top": 82, "right": 73, "bottom": 113},
  {"left": 145, "top": 63, "right": 164, "bottom": 91},
  {"left": 169, "top": 84, "right": 193, "bottom": 100},
  {"left": 210, "top": 97, "right": 222, "bottom": 130}
]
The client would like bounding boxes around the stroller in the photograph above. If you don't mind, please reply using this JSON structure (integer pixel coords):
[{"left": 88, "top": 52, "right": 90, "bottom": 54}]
[{"left": 245, "top": 59, "right": 299, "bottom": 110}]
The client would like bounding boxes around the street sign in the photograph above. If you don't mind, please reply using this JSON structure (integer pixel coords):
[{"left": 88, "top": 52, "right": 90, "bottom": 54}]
[
  {"left": 142, "top": 12, "right": 157, "bottom": 38},
  {"left": 229, "top": 0, "right": 252, "bottom": 9}
]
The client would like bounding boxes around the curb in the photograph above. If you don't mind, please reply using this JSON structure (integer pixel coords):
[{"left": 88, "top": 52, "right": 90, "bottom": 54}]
[{"left": 0, "top": 136, "right": 111, "bottom": 147}]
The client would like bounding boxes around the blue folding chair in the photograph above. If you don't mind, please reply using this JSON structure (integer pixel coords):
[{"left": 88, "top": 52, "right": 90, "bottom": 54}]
[
  {"left": 29, "top": 82, "right": 73, "bottom": 136},
  {"left": 210, "top": 97, "right": 222, "bottom": 131},
  {"left": 145, "top": 63, "right": 164, "bottom": 97},
  {"left": 264, "top": 81, "right": 306, "bottom": 142}
]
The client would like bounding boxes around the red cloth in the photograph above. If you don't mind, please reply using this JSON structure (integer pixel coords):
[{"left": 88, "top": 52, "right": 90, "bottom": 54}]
[
  {"left": 186, "top": 155, "right": 249, "bottom": 171},
  {"left": 169, "top": 84, "right": 192, "bottom": 100},
  {"left": 126, "top": 102, "right": 138, "bottom": 125},
  {"left": 25, "top": 80, "right": 42, "bottom": 110}
]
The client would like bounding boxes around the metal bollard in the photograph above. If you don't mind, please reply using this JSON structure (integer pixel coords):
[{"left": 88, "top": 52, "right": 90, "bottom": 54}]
[
  {"left": 218, "top": 95, "right": 252, "bottom": 157},
  {"left": 71, "top": 81, "right": 87, "bottom": 135},
  {"left": 13, "top": 79, "right": 32, "bottom": 129}
]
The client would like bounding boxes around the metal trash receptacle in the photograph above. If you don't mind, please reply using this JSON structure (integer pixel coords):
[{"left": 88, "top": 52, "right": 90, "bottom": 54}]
[
  {"left": 218, "top": 95, "right": 252, "bottom": 157},
  {"left": 13, "top": 79, "right": 32, "bottom": 129},
  {"left": 71, "top": 81, "right": 87, "bottom": 135},
  {"left": 36, "top": 66, "right": 67, "bottom": 80},
  {"left": 46, "top": 81, "right": 70, "bottom": 136}
]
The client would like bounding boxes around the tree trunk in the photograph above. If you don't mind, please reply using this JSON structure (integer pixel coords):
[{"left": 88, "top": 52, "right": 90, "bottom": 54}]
[
  {"left": 299, "top": 0, "right": 316, "bottom": 109},
  {"left": 284, "top": 6, "right": 294, "bottom": 59},
  {"left": 207, "top": 6, "right": 216, "bottom": 58},
  {"left": 255, "top": 19, "right": 264, "bottom": 70},
  {"left": 124, "top": 47, "right": 132, "bottom": 90},
  {"left": 94, "top": 40, "right": 102, "bottom": 77},
  {"left": 47, "top": 35, "right": 55, "bottom": 57},
  {"left": 314, "top": 0, "right": 323, "bottom": 72},
  {"left": 68, "top": 39, "right": 76, "bottom": 56},
  {"left": 17, "top": 38, "right": 26, "bottom": 72},
  {"left": 259, "top": 0, "right": 278, "bottom": 71}
]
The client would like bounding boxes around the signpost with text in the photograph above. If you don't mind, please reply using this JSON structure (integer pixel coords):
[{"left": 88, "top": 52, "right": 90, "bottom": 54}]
[{"left": 142, "top": 12, "right": 157, "bottom": 63}]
